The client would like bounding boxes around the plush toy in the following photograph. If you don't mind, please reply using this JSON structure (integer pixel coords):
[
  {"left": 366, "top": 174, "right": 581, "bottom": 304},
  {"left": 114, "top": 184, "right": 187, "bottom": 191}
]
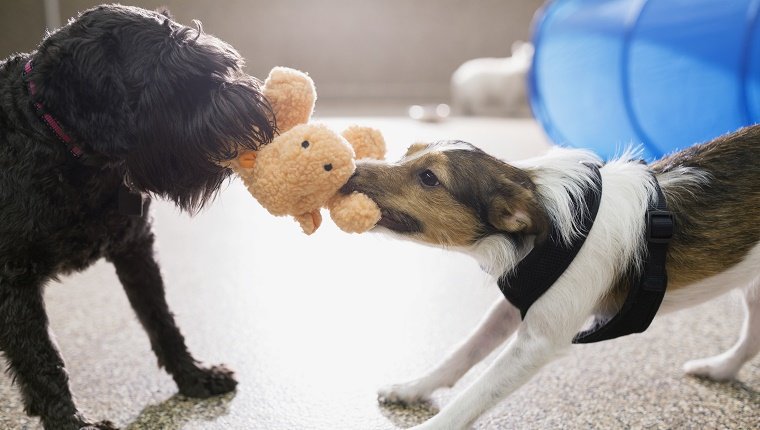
[{"left": 230, "top": 67, "right": 385, "bottom": 235}]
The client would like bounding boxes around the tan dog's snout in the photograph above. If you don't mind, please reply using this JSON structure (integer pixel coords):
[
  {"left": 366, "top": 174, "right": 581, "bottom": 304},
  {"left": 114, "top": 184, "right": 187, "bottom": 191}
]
[
  {"left": 339, "top": 172, "right": 360, "bottom": 195},
  {"left": 340, "top": 162, "right": 385, "bottom": 196}
]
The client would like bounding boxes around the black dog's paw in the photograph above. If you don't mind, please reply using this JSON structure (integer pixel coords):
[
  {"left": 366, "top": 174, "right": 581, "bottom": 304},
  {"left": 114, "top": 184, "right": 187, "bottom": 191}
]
[
  {"left": 43, "top": 415, "right": 118, "bottom": 430},
  {"left": 176, "top": 364, "right": 237, "bottom": 398},
  {"left": 79, "top": 420, "right": 119, "bottom": 430}
]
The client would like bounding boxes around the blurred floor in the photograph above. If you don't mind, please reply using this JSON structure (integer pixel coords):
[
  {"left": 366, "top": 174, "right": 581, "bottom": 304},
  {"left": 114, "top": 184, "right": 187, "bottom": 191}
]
[{"left": 1, "top": 117, "right": 758, "bottom": 429}]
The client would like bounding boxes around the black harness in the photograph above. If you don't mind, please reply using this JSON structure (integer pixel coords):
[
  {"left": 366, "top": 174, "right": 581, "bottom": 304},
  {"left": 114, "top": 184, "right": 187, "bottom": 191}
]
[{"left": 497, "top": 163, "right": 674, "bottom": 343}]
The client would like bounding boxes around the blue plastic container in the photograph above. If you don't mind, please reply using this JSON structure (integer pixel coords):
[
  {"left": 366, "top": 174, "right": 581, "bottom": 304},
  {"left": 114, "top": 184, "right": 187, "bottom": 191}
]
[{"left": 529, "top": 0, "right": 760, "bottom": 160}]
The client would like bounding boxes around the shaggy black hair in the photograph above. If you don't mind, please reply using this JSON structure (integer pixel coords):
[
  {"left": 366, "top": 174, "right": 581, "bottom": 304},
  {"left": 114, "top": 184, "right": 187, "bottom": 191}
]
[
  {"left": 0, "top": 5, "right": 274, "bottom": 429},
  {"left": 29, "top": 4, "right": 275, "bottom": 211}
]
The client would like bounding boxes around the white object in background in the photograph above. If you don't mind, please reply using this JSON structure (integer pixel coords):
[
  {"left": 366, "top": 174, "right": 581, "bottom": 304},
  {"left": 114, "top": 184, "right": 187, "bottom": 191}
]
[
  {"left": 451, "top": 41, "right": 534, "bottom": 117},
  {"left": 408, "top": 104, "right": 451, "bottom": 123},
  {"left": 44, "top": 0, "right": 61, "bottom": 31}
]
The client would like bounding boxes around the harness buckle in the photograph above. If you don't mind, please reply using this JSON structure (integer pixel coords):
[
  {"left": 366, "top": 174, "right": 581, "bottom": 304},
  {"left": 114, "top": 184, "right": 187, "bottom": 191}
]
[{"left": 647, "top": 210, "right": 674, "bottom": 244}]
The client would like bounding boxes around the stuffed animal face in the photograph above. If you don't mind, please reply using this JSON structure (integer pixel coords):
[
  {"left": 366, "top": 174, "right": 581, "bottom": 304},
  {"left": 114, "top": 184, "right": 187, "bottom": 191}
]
[
  {"left": 248, "top": 123, "right": 356, "bottom": 216},
  {"left": 230, "top": 66, "right": 384, "bottom": 234}
]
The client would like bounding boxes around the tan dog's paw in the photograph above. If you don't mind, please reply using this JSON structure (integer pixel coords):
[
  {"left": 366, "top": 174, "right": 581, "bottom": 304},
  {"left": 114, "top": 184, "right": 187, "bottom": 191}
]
[
  {"left": 683, "top": 355, "right": 741, "bottom": 381},
  {"left": 377, "top": 381, "right": 434, "bottom": 406},
  {"left": 328, "top": 193, "right": 380, "bottom": 233}
]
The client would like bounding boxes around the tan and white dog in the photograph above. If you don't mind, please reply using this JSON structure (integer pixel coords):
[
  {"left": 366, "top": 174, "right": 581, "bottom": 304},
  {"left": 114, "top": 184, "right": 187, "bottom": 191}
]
[{"left": 341, "top": 126, "right": 760, "bottom": 429}]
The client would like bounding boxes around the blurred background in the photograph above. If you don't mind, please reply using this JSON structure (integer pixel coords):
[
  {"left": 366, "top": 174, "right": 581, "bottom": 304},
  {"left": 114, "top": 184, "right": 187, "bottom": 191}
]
[
  {"left": 1, "top": 0, "right": 543, "bottom": 112},
  {"left": 1, "top": 1, "right": 758, "bottom": 429}
]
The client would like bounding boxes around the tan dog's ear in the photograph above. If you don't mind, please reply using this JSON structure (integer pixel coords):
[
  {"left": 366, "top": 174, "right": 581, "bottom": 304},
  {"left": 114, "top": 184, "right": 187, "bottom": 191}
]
[
  {"left": 404, "top": 143, "right": 430, "bottom": 158},
  {"left": 238, "top": 151, "right": 257, "bottom": 169},
  {"left": 487, "top": 177, "right": 548, "bottom": 236},
  {"left": 487, "top": 195, "right": 534, "bottom": 233}
]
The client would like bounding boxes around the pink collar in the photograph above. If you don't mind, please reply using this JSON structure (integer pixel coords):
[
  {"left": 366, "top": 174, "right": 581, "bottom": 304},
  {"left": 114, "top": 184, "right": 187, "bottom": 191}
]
[{"left": 23, "top": 60, "right": 84, "bottom": 158}]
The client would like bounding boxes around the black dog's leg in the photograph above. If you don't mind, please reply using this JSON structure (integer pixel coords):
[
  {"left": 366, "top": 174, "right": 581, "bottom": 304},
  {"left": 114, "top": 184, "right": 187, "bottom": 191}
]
[
  {"left": 107, "top": 227, "right": 237, "bottom": 398},
  {"left": 0, "top": 283, "right": 116, "bottom": 430}
]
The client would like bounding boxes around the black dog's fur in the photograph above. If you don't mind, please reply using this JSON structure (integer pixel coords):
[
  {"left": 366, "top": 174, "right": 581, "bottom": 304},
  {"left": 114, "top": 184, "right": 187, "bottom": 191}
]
[{"left": 0, "top": 5, "right": 274, "bottom": 429}]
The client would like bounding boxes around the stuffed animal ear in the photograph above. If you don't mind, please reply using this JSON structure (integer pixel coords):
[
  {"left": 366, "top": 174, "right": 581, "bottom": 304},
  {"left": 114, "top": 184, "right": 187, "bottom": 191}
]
[
  {"left": 341, "top": 126, "right": 386, "bottom": 160},
  {"left": 262, "top": 67, "right": 316, "bottom": 133},
  {"left": 237, "top": 150, "right": 257, "bottom": 168}
]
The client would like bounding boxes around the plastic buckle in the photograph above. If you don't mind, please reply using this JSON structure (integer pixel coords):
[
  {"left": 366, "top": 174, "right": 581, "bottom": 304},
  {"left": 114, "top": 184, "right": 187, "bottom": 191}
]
[{"left": 647, "top": 210, "right": 674, "bottom": 244}]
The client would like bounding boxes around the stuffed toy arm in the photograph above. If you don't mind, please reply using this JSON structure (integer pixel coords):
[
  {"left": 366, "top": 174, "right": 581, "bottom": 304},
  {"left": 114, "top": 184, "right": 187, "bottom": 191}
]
[
  {"left": 327, "top": 193, "right": 381, "bottom": 234},
  {"left": 325, "top": 126, "right": 386, "bottom": 234},
  {"left": 342, "top": 126, "right": 386, "bottom": 160}
]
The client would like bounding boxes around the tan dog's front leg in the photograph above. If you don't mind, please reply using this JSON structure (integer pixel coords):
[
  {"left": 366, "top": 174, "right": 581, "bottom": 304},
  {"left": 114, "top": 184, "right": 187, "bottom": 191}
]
[
  {"left": 413, "top": 325, "right": 560, "bottom": 430},
  {"left": 409, "top": 269, "right": 607, "bottom": 430},
  {"left": 378, "top": 298, "right": 520, "bottom": 405}
]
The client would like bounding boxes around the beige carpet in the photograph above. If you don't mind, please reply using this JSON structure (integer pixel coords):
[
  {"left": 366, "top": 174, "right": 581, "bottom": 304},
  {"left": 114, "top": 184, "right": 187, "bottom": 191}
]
[{"left": 1, "top": 117, "right": 757, "bottom": 429}]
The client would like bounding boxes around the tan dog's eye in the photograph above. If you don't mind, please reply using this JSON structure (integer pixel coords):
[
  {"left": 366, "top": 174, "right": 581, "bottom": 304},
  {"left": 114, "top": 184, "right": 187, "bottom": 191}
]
[
  {"left": 419, "top": 169, "right": 440, "bottom": 187},
  {"left": 301, "top": 140, "right": 310, "bottom": 149}
]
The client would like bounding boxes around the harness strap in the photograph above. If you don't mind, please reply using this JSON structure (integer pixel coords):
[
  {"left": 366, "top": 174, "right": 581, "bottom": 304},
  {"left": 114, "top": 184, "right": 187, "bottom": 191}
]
[
  {"left": 498, "top": 163, "right": 603, "bottom": 318},
  {"left": 573, "top": 178, "right": 673, "bottom": 343},
  {"left": 497, "top": 164, "right": 673, "bottom": 344}
]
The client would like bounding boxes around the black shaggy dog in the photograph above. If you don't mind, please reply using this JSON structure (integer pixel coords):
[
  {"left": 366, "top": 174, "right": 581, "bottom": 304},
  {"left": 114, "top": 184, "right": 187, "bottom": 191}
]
[{"left": 0, "top": 5, "right": 274, "bottom": 429}]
